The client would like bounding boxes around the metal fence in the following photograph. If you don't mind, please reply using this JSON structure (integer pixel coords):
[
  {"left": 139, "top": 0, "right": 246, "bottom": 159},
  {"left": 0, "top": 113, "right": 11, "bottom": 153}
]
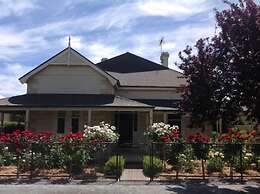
[
  {"left": 0, "top": 142, "right": 259, "bottom": 182},
  {"left": 150, "top": 142, "right": 260, "bottom": 181}
]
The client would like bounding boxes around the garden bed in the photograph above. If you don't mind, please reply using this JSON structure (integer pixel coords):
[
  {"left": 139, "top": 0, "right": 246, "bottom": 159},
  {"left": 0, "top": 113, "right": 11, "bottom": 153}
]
[
  {"left": 0, "top": 165, "right": 111, "bottom": 180},
  {"left": 159, "top": 160, "right": 260, "bottom": 180}
]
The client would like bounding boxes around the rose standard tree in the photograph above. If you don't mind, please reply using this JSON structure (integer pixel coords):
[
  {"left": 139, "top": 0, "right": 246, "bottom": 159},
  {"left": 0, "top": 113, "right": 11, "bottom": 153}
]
[{"left": 145, "top": 122, "right": 185, "bottom": 178}]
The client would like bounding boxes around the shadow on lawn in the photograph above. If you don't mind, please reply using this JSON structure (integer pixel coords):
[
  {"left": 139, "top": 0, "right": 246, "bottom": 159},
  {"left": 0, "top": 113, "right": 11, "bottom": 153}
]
[{"left": 164, "top": 180, "right": 260, "bottom": 194}]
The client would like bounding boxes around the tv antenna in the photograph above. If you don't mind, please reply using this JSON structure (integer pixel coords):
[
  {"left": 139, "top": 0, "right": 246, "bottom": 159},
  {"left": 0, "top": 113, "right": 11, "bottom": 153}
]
[{"left": 159, "top": 37, "right": 165, "bottom": 53}]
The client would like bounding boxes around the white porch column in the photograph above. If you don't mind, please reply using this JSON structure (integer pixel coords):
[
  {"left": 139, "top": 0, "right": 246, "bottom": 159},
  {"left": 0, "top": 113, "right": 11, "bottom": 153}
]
[
  {"left": 25, "top": 109, "right": 30, "bottom": 129},
  {"left": 163, "top": 113, "right": 167, "bottom": 124},
  {"left": 149, "top": 110, "right": 153, "bottom": 126},
  {"left": 88, "top": 109, "right": 92, "bottom": 126}
]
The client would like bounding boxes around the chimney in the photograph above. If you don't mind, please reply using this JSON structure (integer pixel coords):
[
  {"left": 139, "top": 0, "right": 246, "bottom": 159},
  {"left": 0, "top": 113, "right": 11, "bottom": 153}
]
[
  {"left": 101, "top": 58, "right": 108, "bottom": 62},
  {"left": 160, "top": 52, "right": 169, "bottom": 67}
]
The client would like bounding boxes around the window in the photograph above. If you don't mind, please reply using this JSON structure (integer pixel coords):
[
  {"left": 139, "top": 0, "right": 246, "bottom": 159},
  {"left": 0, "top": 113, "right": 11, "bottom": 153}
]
[
  {"left": 71, "top": 118, "right": 79, "bottom": 133},
  {"left": 133, "top": 112, "right": 138, "bottom": 132},
  {"left": 167, "top": 114, "right": 181, "bottom": 128},
  {"left": 57, "top": 117, "right": 65, "bottom": 134},
  {"left": 57, "top": 111, "right": 65, "bottom": 134}
]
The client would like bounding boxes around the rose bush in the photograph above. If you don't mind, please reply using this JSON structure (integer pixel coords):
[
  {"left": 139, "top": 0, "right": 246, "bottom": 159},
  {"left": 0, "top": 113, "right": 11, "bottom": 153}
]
[
  {"left": 145, "top": 122, "right": 180, "bottom": 143},
  {"left": 83, "top": 122, "right": 119, "bottom": 144},
  {"left": 218, "top": 128, "right": 256, "bottom": 161},
  {"left": 187, "top": 133, "right": 210, "bottom": 179},
  {"left": 207, "top": 149, "right": 225, "bottom": 173},
  {"left": 0, "top": 122, "right": 119, "bottom": 175}
]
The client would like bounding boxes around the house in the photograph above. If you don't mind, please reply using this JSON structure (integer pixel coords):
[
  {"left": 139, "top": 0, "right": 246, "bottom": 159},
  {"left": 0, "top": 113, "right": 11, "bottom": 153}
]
[{"left": 0, "top": 45, "right": 188, "bottom": 144}]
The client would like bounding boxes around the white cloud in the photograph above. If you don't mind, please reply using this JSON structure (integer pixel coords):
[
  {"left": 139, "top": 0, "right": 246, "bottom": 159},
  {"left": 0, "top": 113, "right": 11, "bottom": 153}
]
[
  {"left": 85, "top": 42, "right": 121, "bottom": 63},
  {"left": 128, "top": 22, "right": 215, "bottom": 71},
  {"left": 138, "top": 0, "right": 211, "bottom": 19},
  {"left": 0, "top": 0, "right": 38, "bottom": 18},
  {"left": 0, "top": 0, "right": 221, "bottom": 97},
  {"left": 60, "top": 35, "right": 84, "bottom": 50},
  {"left": 0, "top": 0, "right": 219, "bottom": 61},
  {"left": 0, "top": 63, "right": 28, "bottom": 97},
  {"left": 0, "top": 26, "right": 48, "bottom": 60}
]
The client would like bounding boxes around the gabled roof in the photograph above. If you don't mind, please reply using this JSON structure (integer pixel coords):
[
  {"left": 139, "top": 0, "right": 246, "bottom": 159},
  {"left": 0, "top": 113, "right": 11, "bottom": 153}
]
[
  {"left": 96, "top": 52, "right": 186, "bottom": 87},
  {"left": 19, "top": 47, "right": 118, "bottom": 86},
  {"left": 0, "top": 94, "right": 152, "bottom": 108}
]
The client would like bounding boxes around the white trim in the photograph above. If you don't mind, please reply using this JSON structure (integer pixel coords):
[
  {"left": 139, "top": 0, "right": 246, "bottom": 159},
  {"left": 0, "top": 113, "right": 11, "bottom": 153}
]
[
  {"left": 88, "top": 109, "right": 92, "bottom": 125},
  {"left": 149, "top": 110, "right": 153, "bottom": 126},
  {"left": 163, "top": 113, "right": 167, "bottom": 123},
  {"left": 25, "top": 109, "right": 30, "bottom": 129},
  {"left": 19, "top": 47, "right": 118, "bottom": 86},
  {"left": 118, "top": 86, "right": 179, "bottom": 91}
]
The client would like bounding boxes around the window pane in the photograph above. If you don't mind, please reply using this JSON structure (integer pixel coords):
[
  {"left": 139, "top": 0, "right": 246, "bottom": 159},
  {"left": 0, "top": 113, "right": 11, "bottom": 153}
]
[
  {"left": 168, "top": 114, "right": 181, "bottom": 130},
  {"left": 57, "top": 118, "right": 65, "bottom": 134},
  {"left": 71, "top": 118, "right": 79, "bottom": 133}
]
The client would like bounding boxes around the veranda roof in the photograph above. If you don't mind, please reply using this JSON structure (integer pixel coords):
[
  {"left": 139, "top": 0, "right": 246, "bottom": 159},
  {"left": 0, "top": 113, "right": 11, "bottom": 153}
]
[
  {"left": 134, "top": 99, "right": 180, "bottom": 111},
  {"left": 0, "top": 94, "right": 152, "bottom": 108}
]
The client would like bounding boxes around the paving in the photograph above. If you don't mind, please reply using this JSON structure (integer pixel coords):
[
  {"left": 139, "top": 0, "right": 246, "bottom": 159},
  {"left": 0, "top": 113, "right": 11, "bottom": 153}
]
[
  {"left": 0, "top": 181, "right": 259, "bottom": 194},
  {"left": 120, "top": 169, "right": 149, "bottom": 181}
]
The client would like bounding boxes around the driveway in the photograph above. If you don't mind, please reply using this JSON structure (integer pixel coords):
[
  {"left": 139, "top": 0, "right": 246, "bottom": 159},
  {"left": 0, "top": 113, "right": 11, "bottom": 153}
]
[{"left": 0, "top": 181, "right": 259, "bottom": 194}]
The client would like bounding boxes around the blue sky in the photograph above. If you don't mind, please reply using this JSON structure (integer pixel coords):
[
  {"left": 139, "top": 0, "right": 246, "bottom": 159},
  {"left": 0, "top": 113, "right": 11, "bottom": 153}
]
[{"left": 0, "top": 0, "right": 227, "bottom": 98}]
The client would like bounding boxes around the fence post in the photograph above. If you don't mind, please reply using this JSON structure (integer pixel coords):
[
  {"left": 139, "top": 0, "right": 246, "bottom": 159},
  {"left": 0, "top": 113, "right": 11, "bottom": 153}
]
[
  {"left": 202, "top": 159, "right": 205, "bottom": 180},
  {"left": 230, "top": 156, "right": 233, "bottom": 180},
  {"left": 16, "top": 148, "right": 20, "bottom": 179},
  {"left": 116, "top": 146, "right": 120, "bottom": 181},
  {"left": 240, "top": 143, "right": 243, "bottom": 181},
  {"left": 30, "top": 143, "right": 34, "bottom": 179},
  {"left": 149, "top": 142, "right": 154, "bottom": 182},
  {"left": 69, "top": 155, "right": 72, "bottom": 180}
]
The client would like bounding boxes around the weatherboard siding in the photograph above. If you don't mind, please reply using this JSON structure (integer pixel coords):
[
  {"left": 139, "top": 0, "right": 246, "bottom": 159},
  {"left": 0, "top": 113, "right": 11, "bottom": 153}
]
[
  {"left": 27, "top": 65, "right": 114, "bottom": 94},
  {"left": 30, "top": 111, "right": 57, "bottom": 132},
  {"left": 116, "top": 89, "right": 182, "bottom": 100}
]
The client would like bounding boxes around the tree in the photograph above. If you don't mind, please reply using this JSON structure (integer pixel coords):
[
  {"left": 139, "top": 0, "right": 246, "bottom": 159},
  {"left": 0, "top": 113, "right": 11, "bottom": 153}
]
[
  {"left": 216, "top": 0, "right": 260, "bottom": 123},
  {"left": 178, "top": 0, "right": 260, "bottom": 131},
  {"left": 178, "top": 37, "right": 241, "bottom": 130}
]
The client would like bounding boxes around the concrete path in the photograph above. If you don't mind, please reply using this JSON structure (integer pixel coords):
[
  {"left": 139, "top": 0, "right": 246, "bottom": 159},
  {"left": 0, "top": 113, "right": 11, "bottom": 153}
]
[
  {"left": 0, "top": 181, "right": 259, "bottom": 194},
  {"left": 121, "top": 169, "right": 149, "bottom": 181}
]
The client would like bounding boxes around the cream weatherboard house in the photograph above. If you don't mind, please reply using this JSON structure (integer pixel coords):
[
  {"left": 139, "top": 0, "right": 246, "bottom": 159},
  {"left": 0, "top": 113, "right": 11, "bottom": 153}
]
[{"left": 0, "top": 45, "right": 188, "bottom": 145}]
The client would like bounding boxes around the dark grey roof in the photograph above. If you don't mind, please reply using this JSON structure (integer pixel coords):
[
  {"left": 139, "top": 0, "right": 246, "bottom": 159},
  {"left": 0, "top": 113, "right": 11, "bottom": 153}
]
[
  {"left": 96, "top": 52, "right": 169, "bottom": 73},
  {"left": 134, "top": 99, "right": 180, "bottom": 111},
  {"left": 0, "top": 94, "right": 152, "bottom": 108},
  {"left": 96, "top": 52, "right": 186, "bottom": 87}
]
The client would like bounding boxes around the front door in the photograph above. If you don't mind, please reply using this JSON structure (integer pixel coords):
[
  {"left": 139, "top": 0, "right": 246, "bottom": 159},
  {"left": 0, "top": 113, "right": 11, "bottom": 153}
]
[{"left": 116, "top": 112, "right": 133, "bottom": 144}]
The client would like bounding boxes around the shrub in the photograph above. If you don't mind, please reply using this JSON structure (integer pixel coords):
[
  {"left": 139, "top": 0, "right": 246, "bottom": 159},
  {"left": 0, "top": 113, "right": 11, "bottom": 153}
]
[
  {"left": 233, "top": 150, "right": 253, "bottom": 173},
  {"left": 3, "top": 122, "right": 24, "bottom": 133},
  {"left": 207, "top": 157, "right": 225, "bottom": 173},
  {"left": 167, "top": 143, "right": 195, "bottom": 173},
  {"left": 104, "top": 155, "right": 125, "bottom": 177},
  {"left": 143, "top": 155, "right": 163, "bottom": 179},
  {"left": 180, "top": 144, "right": 195, "bottom": 173},
  {"left": 207, "top": 149, "right": 225, "bottom": 173}
]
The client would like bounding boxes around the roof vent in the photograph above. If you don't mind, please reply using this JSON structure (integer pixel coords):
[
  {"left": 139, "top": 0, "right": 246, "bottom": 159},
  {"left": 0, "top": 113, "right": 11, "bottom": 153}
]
[
  {"left": 101, "top": 58, "right": 108, "bottom": 62},
  {"left": 160, "top": 52, "right": 169, "bottom": 67}
]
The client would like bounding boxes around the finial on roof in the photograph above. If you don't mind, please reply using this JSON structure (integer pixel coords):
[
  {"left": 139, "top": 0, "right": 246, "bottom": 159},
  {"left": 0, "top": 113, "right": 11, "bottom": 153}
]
[{"left": 68, "top": 36, "right": 71, "bottom": 47}]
